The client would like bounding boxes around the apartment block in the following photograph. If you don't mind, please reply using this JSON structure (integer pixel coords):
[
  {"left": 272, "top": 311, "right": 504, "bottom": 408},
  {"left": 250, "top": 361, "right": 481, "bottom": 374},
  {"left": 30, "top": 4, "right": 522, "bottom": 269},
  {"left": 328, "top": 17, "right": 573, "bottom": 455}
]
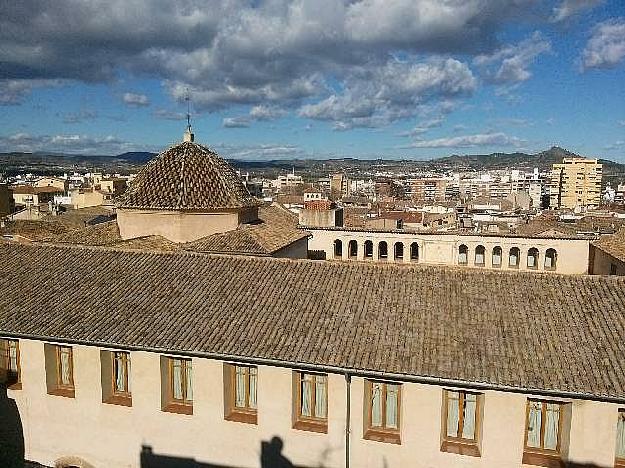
[{"left": 550, "top": 158, "right": 603, "bottom": 210}]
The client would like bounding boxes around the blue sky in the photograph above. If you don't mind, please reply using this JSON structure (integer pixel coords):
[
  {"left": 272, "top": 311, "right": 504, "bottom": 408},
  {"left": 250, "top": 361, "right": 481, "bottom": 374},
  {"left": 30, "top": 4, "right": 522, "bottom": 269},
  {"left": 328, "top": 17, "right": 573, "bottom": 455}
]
[{"left": 0, "top": 0, "right": 624, "bottom": 161}]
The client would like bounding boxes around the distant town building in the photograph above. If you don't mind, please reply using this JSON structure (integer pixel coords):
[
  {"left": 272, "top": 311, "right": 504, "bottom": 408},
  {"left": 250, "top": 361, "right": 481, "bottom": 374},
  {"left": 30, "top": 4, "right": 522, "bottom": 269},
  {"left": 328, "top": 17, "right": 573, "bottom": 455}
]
[
  {"left": 0, "top": 183, "right": 10, "bottom": 217},
  {"left": 550, "top": 158, "right": 602, "bottom": 210},
  {"left": 330, "top": 172, "right": 350, "bottom": 199}
]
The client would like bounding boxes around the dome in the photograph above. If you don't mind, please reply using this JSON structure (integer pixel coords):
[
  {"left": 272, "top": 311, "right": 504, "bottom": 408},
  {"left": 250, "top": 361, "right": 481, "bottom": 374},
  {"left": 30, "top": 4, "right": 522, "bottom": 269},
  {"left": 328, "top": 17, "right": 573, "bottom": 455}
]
[{"left": 119, "top": 141, "right": 259, "bottom": 211}]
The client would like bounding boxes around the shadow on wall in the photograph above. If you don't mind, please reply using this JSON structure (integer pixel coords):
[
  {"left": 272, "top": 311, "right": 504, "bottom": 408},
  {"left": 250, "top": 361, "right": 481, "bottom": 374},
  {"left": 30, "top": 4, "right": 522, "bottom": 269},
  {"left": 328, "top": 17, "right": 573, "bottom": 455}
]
[
  {"left": 0, "top": 379, "right": 25, "bottom": 468},
  {"left": 141, "top": 436, "right": 315, "bottom": 468}
]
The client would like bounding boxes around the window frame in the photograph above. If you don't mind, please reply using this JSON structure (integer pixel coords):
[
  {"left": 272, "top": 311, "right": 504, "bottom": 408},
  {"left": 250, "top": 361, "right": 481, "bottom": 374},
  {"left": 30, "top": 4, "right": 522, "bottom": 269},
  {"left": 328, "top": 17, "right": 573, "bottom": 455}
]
[
  {"left": 522, "top": 399, "right": 565, "bottom": 467},
  {"left": 1, "top": 339, "right": 21, "bottom": 390},
  {"left": 364, "top": 379, "right": 401, "bottom": 445},
  {"left": 45, "top": 345, "right": 75, "bottom": 398},
  {"left": 509, "top": 247, "right": 520, "bottom": 268},
  {"left": 492, "top": 246, "right": 502, "bottom": 268},
  {"left": 394, "top": 242, "right": 404, "bottom": 261},
  {"left": 224, "top": 363, "right": 258, "bottom": 424},
  {"left": 409, "top": 242, "right": 419, "bottom": 262},
  {"left": 333, "top": 239, "right": 342, "bottom": 259},
  {"left": 440, "top": 390, "right": 481, "bottom": 457},
  {"left": 348, "top": 240, "right": 358, "bottom": 259},
  {"left": 292, "top": 371, "right": 328, "bottom": 433},
  {"left": 162, "top": 356, "right": 193, "bottom": 415},
  {"left": 527, "top": 248, "right": 539, "bottom": 270},
  {"left": 458, "top": 244, "right": 468, "bottom": 265},
  {"left": 474, "top": 245, "right": 485, "bottom": 266},
  {"left": 544, "top": 249, "right": 557, "bottom": 271},
  {"left": 378, "top": 241, "right": 388, "bottom": 260},
  {"left": 617, "top": 409, "right": 625, "bottom": 467}
]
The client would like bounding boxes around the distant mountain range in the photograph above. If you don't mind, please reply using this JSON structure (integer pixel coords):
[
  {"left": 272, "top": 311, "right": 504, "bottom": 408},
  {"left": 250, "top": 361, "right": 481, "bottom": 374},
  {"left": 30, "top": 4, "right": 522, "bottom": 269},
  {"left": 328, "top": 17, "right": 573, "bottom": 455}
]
[
  {"left": 430, "top": 146, "right": 625, "bottom": 173},
  {"left": 1, "top": 146, "right": 624, "bottom": 182}
]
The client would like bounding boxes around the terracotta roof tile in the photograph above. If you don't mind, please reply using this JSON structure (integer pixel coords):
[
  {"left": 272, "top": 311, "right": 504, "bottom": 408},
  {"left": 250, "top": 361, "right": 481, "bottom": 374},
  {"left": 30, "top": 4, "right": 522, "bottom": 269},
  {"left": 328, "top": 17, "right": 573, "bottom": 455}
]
[
  {"left": 1, "top": 243, "right": 624, "bottom": 401},
  {"left": 119, "top": 141, "right": 260, "bottom": 211},
  {"left": 593, "top": 227, "right": 625, "bottom": 262}
]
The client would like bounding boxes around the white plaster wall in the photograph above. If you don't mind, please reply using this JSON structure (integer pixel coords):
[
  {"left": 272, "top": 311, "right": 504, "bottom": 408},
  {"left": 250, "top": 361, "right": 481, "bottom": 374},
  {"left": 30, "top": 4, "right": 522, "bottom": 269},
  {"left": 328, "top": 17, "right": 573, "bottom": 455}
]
[
  {"left": 117, "top": 209, "right": 240, "bottom": 243},
  {"left": 6, "top": 339, "right": 621, "bottom": 468},
  {"left": 308, "top": 229, "right": 590, "bottom": 274}
]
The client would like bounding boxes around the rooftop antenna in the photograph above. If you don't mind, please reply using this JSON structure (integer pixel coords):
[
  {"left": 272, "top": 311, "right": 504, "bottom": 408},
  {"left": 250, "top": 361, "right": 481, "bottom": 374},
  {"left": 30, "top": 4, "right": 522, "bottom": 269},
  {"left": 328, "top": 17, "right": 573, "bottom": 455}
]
[{"left": 183, "top": 88, "right": 194, "bottom": 143}]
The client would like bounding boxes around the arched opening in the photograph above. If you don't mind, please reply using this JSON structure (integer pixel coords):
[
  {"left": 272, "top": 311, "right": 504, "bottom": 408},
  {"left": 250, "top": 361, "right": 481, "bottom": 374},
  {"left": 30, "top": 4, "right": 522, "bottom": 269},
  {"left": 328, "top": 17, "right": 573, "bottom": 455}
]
[
  {"left": 458, "top": 244, "right": 468, "bottom": 265},
  {"left": 410, "top": 242, "right": 419, "bottom": 262},
  {"left": 474, "top": 245, "right": 485, "bottom": 266},
  {"left": 394, "top": 242, "right": 404, "bottom": 261},
  {"left": 527, "top": 247, "right": 539, "bottom": 269},
  {"left": 545, "top": 248, "right": 557, "bottom": 270},
  {"left": 378, "top": 241, "right": 388, "bottom": 260},
  {"left": 333, "top": 239, "right": 342, "bottom": 259},
  {"left": 348, "top": 240, "right": 358, "bottom": 259},
  {"left": 509, "top": 247, "right": 520, "bottom": 268},
  {"left": 364, "top": 240, "right": 373, "bottom": 259},
  {"left": 492, "top": 246, "right": 502, "bottom": 267}
]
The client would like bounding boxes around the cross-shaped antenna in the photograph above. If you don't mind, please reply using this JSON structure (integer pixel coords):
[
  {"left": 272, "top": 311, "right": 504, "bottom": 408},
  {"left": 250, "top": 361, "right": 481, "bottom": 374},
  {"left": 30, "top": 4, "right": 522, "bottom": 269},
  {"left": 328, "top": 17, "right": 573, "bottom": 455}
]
[{"left": 185, "top": 88, "right": 191, "bottom": 128}]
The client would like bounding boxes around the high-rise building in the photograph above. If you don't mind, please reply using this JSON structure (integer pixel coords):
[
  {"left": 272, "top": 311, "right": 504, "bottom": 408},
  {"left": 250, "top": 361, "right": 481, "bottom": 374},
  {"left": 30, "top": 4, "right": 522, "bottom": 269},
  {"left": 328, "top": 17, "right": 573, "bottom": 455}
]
[{"left": 549, "top": 158, "right": 602, "bottom": 210}]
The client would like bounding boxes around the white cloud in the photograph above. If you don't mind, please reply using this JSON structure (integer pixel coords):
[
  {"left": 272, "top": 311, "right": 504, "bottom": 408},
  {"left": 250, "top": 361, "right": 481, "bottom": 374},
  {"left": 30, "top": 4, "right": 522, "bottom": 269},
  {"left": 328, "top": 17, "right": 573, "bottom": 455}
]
[
  {"left": 474, "top": 32, "right": 551, "bottom": 84},
  {"left": 249, "top": 105, "right": 287, "bottom": 121},
  {"left": 0, "top": 79, "right": 67, "bottom": 105},
  {"left": 122, "top": 92, "right": 150, "bottom": 107},
  {"left": 397, "top": 117, "right": 444, "bottom": 137},
  {"left": 582, "top": 19, "right": 625, "bottom": 69},
  {"left": 551, "top": 0, "right": 603, "bottom": 22},
  {"left": 0, "top": 0, "right": 533, "bottom": 127},
  {"left": 299, "top": 58, "right": 475, "bottom": 129},
  {"left": 401, "top": 132, "right": 523, "bottom": 149},
  {"left": 0, "top": 132, "right": 138, "bottom": 155},
  {"left": 222, "top": 117, "right": 250, "bottom": 128}
]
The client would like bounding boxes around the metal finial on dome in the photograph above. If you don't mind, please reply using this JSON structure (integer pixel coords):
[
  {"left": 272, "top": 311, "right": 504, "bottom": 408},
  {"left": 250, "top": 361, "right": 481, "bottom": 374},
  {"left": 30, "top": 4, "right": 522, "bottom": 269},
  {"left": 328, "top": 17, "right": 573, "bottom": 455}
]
[{"left": 183, "top": 89, "right": 194, "bottom": 143}]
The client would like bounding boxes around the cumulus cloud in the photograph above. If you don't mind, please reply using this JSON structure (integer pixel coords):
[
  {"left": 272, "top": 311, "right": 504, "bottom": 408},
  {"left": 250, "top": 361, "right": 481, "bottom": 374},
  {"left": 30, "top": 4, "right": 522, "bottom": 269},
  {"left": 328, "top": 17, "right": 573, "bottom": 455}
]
[
  {"left": 397, "top": 117, "right": 444, "bottom": 137},
  {"left": 0, "top": 79, "right": 67, "bottom": 105},
  {"left": 222, "top": 117, "right": 251, "bottom": 128},
  {"left": 474, "top": 32, "right": 551, "bottom": 83},
  {"left": 401, "top": 132, "right": 523, "bottom": 149},
  {"left": 0, "top": 0, "right": 534, "bottom": 126},
  {"left": 582, "top": 19, "right": 625, "bottom": 70},
  {"left": 215, "top": 142, "right": 305, "bottom": 160},
  {"left": 0, "top": 132, "right": 139, "bottom": 155},
  {"left": 551, "top": 0, "right": 603, "bottom": 22},
  {"left": 299, "top": 58, "right": 476, "bottom": 129},
  {"left": 249, "top": 105, "right": 287, "bottom": 121},
  {"left": 122, "top": 92, "right": 150, "bottom": 107}
]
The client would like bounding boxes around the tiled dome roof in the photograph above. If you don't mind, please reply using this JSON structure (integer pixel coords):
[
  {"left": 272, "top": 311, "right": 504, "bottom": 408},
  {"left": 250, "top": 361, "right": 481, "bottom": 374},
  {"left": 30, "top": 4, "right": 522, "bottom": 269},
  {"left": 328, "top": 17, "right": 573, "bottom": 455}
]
[{"left": 119, "top": 141, "right": 259, "bottom": 211}]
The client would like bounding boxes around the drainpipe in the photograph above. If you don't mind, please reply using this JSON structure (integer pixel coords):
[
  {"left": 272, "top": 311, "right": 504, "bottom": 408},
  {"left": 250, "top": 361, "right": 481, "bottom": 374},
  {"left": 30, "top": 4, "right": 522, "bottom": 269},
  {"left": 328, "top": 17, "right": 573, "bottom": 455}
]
[{"left": 345, "top": 373, "right": 351, "bottom": 468}]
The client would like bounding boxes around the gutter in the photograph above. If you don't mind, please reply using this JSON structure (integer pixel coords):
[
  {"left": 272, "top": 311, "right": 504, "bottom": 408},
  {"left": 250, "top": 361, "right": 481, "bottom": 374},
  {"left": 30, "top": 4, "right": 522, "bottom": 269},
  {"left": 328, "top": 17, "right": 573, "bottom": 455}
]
[{"left": 3, "top": 331, "right": 625, "bottom": 405}]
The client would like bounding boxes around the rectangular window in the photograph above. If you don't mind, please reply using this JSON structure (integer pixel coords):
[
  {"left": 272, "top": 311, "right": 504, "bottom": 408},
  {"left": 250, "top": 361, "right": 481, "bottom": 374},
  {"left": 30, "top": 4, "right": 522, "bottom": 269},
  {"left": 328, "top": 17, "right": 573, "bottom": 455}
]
[
  {"left": 364, "top": 380, "right": 401, "bottom": 444},
  {"left": 0, "top": 339, "right": 21, "bottom": 389},
  {"left": 617, "top": 409, "right": 625, "bottom": 466},
  {"left": 161, "top": 356, "right": 192, "bottom": 414},
  {"left": 224, "top": 364, "right": 257, "bottom": 424},
  {"left": 45, "top": 344, "right": 75, "bottom": 397},
  {"left": 101, "top": 350, "right": 132, "bottom": 406},
  {"left": 441, "top": 390, "right": 481, "bottom": 457},
  {"left": 293, "top": 371, "right": 328, "bottom": 433},
  {"left": 523, "top": 400, "right": 564, "bottom": 466}
]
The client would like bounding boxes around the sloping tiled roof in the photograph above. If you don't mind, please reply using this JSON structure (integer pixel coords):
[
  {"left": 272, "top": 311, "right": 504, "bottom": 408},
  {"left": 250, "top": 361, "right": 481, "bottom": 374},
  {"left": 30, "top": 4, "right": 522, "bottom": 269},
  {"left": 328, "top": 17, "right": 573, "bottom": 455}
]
[
  {"left": 184, "top": 204, "right": 308, "bottom": 255},
  {"left": 593, "top": 227, "right": 625, "bottom": 263},
  {"left": 119, "top": 141, "right": 259, "bottom": 211},
  {"left": 1, "top": 243, "right": 625, "bottom": 401}
]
